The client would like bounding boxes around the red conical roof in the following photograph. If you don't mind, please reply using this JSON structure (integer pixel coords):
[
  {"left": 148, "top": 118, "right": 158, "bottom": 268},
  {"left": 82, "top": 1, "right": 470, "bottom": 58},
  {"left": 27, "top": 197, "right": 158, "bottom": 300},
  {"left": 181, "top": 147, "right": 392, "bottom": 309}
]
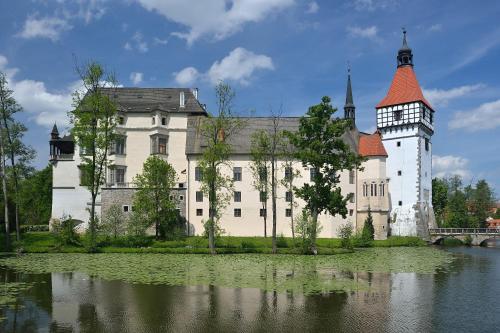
[{"left": 376, "top": 66, "right": 433, "bottom": 109}]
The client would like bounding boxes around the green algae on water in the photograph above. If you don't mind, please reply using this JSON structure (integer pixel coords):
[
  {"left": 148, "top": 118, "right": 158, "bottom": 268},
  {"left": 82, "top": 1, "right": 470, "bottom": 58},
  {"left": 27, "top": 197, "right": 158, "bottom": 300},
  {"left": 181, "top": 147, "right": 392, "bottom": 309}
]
[{"left": 0, "top": 247, "right": 453, "bottom": 295}]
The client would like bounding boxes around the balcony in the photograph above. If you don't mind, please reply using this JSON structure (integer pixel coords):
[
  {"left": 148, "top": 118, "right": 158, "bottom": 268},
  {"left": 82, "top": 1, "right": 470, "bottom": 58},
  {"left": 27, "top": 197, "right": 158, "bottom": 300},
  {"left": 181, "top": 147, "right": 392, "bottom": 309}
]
[
  {"left": 50, "top": 154, "right": 74, "bottom": 161},
  {"left": 104, "top": 182, "right": 133, "bottom": 189}
]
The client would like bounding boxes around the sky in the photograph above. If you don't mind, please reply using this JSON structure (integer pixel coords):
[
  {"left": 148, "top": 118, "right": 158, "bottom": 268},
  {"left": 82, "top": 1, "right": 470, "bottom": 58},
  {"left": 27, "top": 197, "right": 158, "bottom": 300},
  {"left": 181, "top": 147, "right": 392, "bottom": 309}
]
[{"left": 0, "top": 0, "right": 499, "bottom": 194}]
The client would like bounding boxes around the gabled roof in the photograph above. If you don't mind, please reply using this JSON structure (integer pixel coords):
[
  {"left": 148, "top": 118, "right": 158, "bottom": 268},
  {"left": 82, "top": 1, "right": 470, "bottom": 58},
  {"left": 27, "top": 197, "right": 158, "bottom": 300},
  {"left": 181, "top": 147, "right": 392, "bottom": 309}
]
[
  {"left": 186, "top": 116, "right": 360, "bottom": 156},
  {"left": 358, "top": 131, "right": 387, "bottom": 157},
  {"left": 99, "top": 88, "right": 206, "bottom": 115},
  {"left": 376, "top": 66, "right": 433, "bottom": 110}
]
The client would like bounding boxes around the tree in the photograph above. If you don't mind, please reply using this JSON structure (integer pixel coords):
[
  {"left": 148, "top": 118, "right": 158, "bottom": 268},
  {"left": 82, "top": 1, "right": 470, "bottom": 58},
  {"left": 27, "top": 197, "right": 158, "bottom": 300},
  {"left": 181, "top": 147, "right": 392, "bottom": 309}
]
[
  {"left": 432, "top": 177, "right": 448, "bottom": 227},
  {"left": 69, "top": 61, "right": 118, "bottom": 250},
  {"left": 132, "top": 155, "right": 177, "bottom": 239},
  {"left": 198, "top": 82, "right": 243, "bottom": 254},
  {"left": 471, "top": 179, "right": 494, "bottom": 228},
  {"left": 250, "top": 130, "right": 270, "bottom": 238},
  {"left": 494, "top": 208, "right": 500, "bottom": 219},
  {"left": 445, "top": 176, "right": 469, "bottom": 228},
  {"left": 361, "top": 207, "right": 375, "bottom": 242},
  {"left": 101, "top": 204, "right": 126, "bottom": 239},
  {"left": 18, "top": 166, "right": 52, "bottom": 225},
  {"left": 286, "top": 96, "right": 363, "bottom": 254},
  {"left": 338, "top": 223, "right": 353, "bottom": 250}
]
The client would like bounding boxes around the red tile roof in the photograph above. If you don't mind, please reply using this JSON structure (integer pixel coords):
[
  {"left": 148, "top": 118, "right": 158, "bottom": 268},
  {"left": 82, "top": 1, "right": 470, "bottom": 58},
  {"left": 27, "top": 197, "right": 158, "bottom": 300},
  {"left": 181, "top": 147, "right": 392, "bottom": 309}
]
[
  {"left": 358, "top": 131, "right": 388, "bottom": 157},
  {"left": 487, "top": 219, "right": 500, "bottom": 228},
  {"left": 376, "top": 66, "right": 433, "bottom": 109}
]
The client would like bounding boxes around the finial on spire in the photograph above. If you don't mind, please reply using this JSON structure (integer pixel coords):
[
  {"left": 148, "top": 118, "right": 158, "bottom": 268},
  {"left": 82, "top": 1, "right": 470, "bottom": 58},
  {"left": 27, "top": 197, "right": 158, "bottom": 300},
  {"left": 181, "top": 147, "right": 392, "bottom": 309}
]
[{"left": 397, "top": 28, "right": 413, "bottom": 67}]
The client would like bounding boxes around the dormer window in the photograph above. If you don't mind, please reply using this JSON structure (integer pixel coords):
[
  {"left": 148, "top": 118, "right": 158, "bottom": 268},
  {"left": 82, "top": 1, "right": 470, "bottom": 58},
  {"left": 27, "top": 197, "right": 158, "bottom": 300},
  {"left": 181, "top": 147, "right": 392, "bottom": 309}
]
[
  {"left": 152, "top": 117, "right": 155, "bottom": 125},
  {"left": 161, "top": 117, "right": 167, "bottom": 126},
  {"left": 180, "top": 91, "right": 185, "bottom": 107}
]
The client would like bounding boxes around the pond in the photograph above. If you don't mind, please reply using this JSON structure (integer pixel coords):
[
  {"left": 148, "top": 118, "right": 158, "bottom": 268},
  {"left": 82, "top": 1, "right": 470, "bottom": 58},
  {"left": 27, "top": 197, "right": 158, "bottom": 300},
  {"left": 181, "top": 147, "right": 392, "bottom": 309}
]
[{"left": 0, "top": 246, "right": 498, "bottom": 332}]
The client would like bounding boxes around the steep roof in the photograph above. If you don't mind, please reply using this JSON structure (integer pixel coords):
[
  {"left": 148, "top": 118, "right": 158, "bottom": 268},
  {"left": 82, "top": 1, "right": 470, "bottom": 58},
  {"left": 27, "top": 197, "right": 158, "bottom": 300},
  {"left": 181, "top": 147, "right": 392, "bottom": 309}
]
[
  {"left": 376, "top": 66, "right": 433, "bottom": 109},
  {"left": 186, "top": 116, "right": 359, "bottom": 156},
  {"left": 358, "top": 131, "right": 387, "bottom": 157},
  {"left": 99, "top": 88, "right": 206, "bottom": 115}
]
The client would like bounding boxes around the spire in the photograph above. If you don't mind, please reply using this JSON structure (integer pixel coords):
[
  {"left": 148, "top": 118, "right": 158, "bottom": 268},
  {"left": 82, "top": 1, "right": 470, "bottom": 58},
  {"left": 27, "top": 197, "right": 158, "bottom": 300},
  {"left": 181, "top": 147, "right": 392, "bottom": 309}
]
[
  {"left": 397, "top": 28, "right": 413, "bottom": 67},
  {"left": 51, "top": 123, "right": 59, "bottom": 140},
  {"left": 344, "top": 66, "right": 355, "bottom": 123}
]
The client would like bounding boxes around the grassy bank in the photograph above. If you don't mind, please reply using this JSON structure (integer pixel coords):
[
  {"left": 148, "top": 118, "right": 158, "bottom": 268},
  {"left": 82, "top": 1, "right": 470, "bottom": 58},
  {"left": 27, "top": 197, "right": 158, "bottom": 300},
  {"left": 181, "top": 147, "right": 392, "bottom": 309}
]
[{"left": 0, "top": 232, "right": 426, "bottom": 254}]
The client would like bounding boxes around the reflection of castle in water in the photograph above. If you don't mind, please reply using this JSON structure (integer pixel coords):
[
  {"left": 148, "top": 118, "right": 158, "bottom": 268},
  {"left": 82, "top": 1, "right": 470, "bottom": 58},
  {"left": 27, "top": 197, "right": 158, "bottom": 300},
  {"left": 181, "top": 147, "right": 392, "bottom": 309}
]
[{"left": 1, "top": 268, "right": 436, "bottom": 333}]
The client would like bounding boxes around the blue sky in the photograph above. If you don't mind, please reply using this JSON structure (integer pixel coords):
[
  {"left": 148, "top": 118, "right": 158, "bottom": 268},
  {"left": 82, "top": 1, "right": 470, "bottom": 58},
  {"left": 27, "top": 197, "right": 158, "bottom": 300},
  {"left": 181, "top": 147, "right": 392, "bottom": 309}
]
[{"left": 0, "top": 0, "right": 499, "bottom": 194}]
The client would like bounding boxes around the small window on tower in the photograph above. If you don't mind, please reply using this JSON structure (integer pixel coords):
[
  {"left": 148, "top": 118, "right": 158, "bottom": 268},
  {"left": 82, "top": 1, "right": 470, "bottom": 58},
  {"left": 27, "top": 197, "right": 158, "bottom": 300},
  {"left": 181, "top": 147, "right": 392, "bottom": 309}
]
[
  {"left": 394, "top": 110, "right": 402, "bottom": 121},
  {"left": 398, "top": 201, "right": 402, "bottom": 206},
  {"left": 397, "top": 141, "right": 401, "bottom": 147},
  {"left": 397, "top": 170, "right": 402, "bottom": 176},
  {"left": 425, "top": 138, "right": 429, "bottom": 151}
]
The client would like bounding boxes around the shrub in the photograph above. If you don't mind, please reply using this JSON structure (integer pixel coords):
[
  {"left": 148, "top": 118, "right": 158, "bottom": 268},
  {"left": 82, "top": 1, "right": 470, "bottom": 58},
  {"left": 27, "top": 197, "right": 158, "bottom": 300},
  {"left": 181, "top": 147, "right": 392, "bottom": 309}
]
[
  {"left": 20, "top": 225, "right": 49, "bottom": 233},
  {"left": 338, "top": 223, "right": 353, "bottom": 250},
  {"left": 100, "top": 204, "right": 126, "bottom": 238},
  {"left": 51, "top": 215, "right": 81, "bottom": 246},
  {"left": 276, "top": 234, "right": 288, "bottom": 248}
]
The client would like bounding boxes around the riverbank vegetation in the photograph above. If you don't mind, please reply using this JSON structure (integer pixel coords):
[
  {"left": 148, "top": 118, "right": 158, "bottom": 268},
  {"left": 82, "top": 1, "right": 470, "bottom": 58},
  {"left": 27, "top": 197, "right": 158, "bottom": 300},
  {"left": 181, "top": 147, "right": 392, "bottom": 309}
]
[{"left": 0, "top": 231, "right": 425, "bottom": 254}]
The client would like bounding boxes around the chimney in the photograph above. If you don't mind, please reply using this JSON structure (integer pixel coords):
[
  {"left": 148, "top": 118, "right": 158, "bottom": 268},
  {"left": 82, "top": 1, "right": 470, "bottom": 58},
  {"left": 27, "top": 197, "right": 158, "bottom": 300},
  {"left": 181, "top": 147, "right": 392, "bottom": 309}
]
[
  {"left": 180, "top": 91, "right": 185, "bottom": 108},
  {"left": 192, "top": 88, "right": 198, "bottom": 100}
]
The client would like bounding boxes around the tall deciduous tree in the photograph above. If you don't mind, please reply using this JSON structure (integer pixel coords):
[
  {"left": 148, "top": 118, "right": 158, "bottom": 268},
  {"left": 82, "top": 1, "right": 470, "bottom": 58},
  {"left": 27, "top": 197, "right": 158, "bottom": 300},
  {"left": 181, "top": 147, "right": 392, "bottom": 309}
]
[
  {"left": 250, "top": 130, "right": 270, "bottom": 238},
  {"left": 0, "top": 72, "right": 36, "bottom": 242},
  {"left": 445, "top": 175, "right": 469, "bottom": 228},
  {"left": 198, "top": 82, "right": 243, "bottom": 254},
  {"left": 133, "top": 155, "right": 177, "bottom": 239},
  {"left": 286, "top": 96, "right": 363, "bottom": 254},
  {"left": 70, "top": 61, "right": 118, "bottom": 250},
  {"left": 471, "top": 179, "right": 495, "bottom": 228},
  {"left": 18, "top": 165, "right": 52, "bottom": 225},
  {"left": 432, "top": 177, "right": 448, "bottom": 227}
]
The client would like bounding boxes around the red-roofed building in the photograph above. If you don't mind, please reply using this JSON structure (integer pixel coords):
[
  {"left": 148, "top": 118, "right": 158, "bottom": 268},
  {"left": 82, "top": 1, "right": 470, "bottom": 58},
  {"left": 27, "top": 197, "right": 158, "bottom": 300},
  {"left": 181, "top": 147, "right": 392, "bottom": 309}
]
[{"left": 375, "top": 30, "right": 436, "bottom": 238}]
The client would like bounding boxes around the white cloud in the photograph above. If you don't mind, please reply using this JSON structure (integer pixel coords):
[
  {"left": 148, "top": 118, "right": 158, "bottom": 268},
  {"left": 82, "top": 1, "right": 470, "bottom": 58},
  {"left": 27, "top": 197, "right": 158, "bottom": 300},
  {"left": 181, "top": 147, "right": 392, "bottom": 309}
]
[
  {"left": 433, "top": 155, "right": 471, "bottom": 179},
  {"left": 135, "top": 0, "right": 294, "bottom": 45},
  {"left": 174, "top": 67, "right": 199, "bottom": 86},
  {"left": 18, "top": 15, "right": 72, "bottom": 41},
  {"left": 130, "top": 72, "right": 143, "bottom": 85},
  {"left": 423, "top": 84, "right": 484, "bottom": 107},
  {"left": 306, "top": 1, "right": 319, "bottom": 14},
  {"left": 428, "top": 24, "right": 442, "bottom": 32},
  {"left": 153, "top": 37, "right": 168, "bottom": 45},
  {"left": 173, "top": 47, "right": 274, "bottom": 86},
  {"left": 124, "top": 32, "right": 148, "bottom": 52},
  {"left": 449, "top": 99, "right": 500, "bottom": 132},
  {"left": 352, "top": 0, "right": 398, "bottom": 11},
  {"left": 347, "top": 25, "right": 378, "bottom": 40}
]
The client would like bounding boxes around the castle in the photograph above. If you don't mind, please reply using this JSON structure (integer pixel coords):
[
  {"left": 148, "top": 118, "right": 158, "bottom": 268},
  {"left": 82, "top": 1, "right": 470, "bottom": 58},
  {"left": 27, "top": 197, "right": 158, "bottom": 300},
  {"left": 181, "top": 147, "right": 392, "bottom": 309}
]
[{"left": 49, "top": 32, "right": 436, "bottom": 239}]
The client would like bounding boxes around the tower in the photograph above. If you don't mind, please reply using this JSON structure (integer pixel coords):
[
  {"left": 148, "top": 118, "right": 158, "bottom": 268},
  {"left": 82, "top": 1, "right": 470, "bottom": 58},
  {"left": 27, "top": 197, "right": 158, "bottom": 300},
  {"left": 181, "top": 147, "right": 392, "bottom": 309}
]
[
  {"left": 375, "top": 30, "right": 436, "bottom": 238},
  {"left": 344, "top": 68, "right": 355, "bottom": 123}
]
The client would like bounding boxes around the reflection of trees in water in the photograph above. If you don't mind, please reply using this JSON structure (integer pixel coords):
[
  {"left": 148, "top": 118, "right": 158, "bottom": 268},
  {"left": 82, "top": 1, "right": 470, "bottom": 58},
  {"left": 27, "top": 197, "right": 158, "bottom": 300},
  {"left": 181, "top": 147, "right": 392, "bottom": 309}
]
[{"left": 77, "top": 303, "right": 106, "bottom": 333}]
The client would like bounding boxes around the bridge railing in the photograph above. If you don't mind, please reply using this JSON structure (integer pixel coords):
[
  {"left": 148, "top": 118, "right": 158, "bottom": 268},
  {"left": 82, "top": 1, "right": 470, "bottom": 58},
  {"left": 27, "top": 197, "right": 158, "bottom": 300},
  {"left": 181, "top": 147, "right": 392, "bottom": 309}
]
[{"left": 429, "top": 228, "right": 500, "bottom": 234}]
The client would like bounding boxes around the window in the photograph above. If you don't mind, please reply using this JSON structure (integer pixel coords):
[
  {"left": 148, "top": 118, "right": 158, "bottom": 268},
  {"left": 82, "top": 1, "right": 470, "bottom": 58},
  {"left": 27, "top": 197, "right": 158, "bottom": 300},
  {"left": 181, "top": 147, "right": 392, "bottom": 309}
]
[
  {"left": 393, "top": 110, "right": 402, "bottom": 121},
  {"left": 310, "top": 167, "right": 318, "bottom": 182},
  {"left": 430, "top": 112, "right": 434, "bottom": 124},
  {"left": 379, "top": 183, "right": 385, "bottom": 196},
  {"left": 161, "top": 117, "right": 167, "bottom": 126},
  {"left": 284, "top": 167, "right": 292, "bottom": 180},
  {"left": 425, "top": 138, "right": 429, "bottom": 151},
  {"left": 196, "top": 191, "right": 203, "bottom": 202},
  {"left": 233, "top": 167, "right": 242, "bottom": 181},
  {"left": 285, "top": 191, "right": 292, "bottom": 202},
  {"left": 234, "top": 208, "right": 241, "bottom": 217},
  {"left": 259, "top": 167, "right": 267, "bottom": 182},
  {"left": 397, "top": 141, "right": 401, "bottom": 147},
  {"left": 196, "top": 209, "right": 203, "bottom": 216},
  {"left": 285, "top": 209, "right": 292, "bottom": 217},
  {"left": 123, "top": 205, "right": 129, "bottom": 212},
  {"left": 179, "top": 183, "right": 184, "bottom": 188},
  {"left": 151, "top": 135, "right": 168, "bottom": 155},
  {"left": 397, "top": 170, "right": 402, "bottom": 176},
  {"left": 260, "top": 208, "right": 267, "bottom": 217},
  {"left": 179, "top": 195, "right": 184, "bottom": 201},
  {"left": 349, "top": 209, "right": 353, "bottom": 216},
  {"left": 349, "top": 193, "right": 355, "bottom": 203},
  {"left": 398, "top": 200, "right": 402, "bottom": 206},
  {"left": 109, "top": 166, "right": 126, "bottom": 185},
  {"left": 118, "top": 116, "right": 125, "bottom": 125},
  {"left": 152, "top": 117, "right": 155, "bottom": 125},
  {"left": 195, "top": 167, "right": 203, "bottom": 181},
  {"left": 349, "top": 170, "right": 355, "bottom": 184},
  {"left": 180, "top": 91, "right": 185, "bottom": 107},
  {"left": 363, "top": 183, "right": 368, "bottom": 197},
  {"left": 260, "top": 191, "right": 267, "bottom": 202},
  {"left": 79, "top": 166, "right": 90, "bottom": 186},
  {"left": 234, "top": 191, "right": 241, "bottom": 202},
  {"left": 112, "top": 136, "right": 126, "bottom": 155},
  {"left": 371, "top": 183, "right": 377, "bottom": 196}
]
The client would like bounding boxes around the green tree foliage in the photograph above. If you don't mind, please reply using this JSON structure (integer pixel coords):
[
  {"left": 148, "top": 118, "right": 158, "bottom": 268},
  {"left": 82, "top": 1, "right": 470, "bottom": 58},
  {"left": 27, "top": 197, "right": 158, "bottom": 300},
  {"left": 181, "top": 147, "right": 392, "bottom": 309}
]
[
  {"left": 444, "top": 176, "right": 470, "bottom": 228},
  {"left": 338, "top": 223, "right": 353, "bottom": 250},
  {"left": 132, "top": 156, "right": 178, "bottom": 240},
  {"left": 362, "top": 207, "right": 375, "bottom": 243},
  {"left": 18, "top": 166, "right": 52, "bottom": 225},
  {"left": 286, "top": 96, "right": 364, "bottom": 254},
  {"left": 250, "top": 130, "right": 271, "bottom": 238},
  {"left": 100, "top": 204, "right": 126, "bottom": 239},
  {"left": 198, "top": 82, "right": 243, "bottom": 254},
  {"left": 295, "top": 209, "right": 322, "bottom": 253},
  {"left": 51, "top": 215, "right": 81, "bottom": 246},
  {"left": 470, "top": 180, "right": 495, "bottom": 228},
  {"left": 432, "top": 177, "right": 448, "bottom": 227},
  {"left": 494, "top": 208, "right": 500, "bottom": 219},
  {"left": 69, "top": 61, "right": 118, "bottom": 250}
]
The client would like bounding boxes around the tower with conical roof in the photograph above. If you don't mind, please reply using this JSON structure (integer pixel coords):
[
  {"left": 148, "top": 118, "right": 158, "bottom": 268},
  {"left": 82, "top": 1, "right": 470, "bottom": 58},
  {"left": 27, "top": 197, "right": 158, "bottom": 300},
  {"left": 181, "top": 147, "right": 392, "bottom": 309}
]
[
  {"left": 344, "top": 68, "right": 355, "bottom": 122},
  {"left": 376, "top": 30, "right": 436, "bottom": 238}
]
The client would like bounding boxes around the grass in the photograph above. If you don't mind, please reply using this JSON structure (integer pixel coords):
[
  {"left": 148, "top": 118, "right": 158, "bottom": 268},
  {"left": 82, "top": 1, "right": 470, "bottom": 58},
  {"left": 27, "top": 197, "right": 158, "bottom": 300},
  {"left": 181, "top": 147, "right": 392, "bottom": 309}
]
[{"left": 0, "top": 232, "right": 428, "bottom": 254}]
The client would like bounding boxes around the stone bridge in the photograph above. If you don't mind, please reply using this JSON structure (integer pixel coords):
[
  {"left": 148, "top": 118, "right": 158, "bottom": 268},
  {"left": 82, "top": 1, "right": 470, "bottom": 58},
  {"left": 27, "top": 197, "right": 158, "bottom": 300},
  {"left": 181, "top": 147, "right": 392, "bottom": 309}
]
[{"left": 429, "top": 228, "right": 500, "bottom": 246}]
